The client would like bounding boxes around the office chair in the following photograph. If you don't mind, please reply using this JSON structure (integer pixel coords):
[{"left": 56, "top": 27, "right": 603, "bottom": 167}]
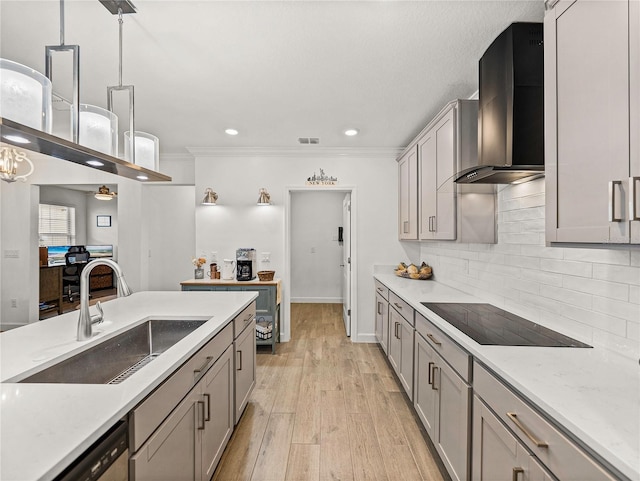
[{"left": 62, "top": 246, "right": 90, "bottom": 302}]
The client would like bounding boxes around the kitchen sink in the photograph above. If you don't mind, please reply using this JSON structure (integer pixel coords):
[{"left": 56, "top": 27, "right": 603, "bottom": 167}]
[{"left": 20, "top": 319, "right": 207, "bottom": 384}]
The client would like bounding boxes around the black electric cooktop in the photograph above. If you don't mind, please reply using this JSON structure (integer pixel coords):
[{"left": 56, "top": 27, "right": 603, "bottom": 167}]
[{"left": 421, "top": 303, "right": 591, "bottom": 347}]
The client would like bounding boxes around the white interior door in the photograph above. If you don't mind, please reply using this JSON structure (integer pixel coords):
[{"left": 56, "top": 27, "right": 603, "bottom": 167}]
[{"left": 342, "top": 193, "right": 351, "bottom": 336}]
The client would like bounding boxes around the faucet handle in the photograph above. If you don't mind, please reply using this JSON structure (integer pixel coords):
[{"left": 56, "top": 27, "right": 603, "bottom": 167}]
[{"left": 91, "top": 301, "right": 104, "bottom": 325}]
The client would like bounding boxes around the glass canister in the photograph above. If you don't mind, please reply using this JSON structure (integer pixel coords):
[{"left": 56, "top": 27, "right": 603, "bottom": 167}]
[{"left": 0, "top": 58, "right": 52, "bottom": 132}]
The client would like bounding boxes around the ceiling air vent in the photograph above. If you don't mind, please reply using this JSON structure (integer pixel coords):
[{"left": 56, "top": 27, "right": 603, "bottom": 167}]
[{"left": 298, "top": 137, "right": 320, "bottom": 145}]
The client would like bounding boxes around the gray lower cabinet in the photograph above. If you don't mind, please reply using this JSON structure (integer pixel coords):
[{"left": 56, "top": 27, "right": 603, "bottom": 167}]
[
  {"left": 414, "top": 332, "right": 470, "bottom": 481},
  {"left": 234, "top": 317, "right": 256, "bottom": 424},
  {"left": 130, "top": 346, "right": 234, "bottom": 481},
  {"left": 472, "top": 396, "right": 553, "bottom": 481},
  {"left": 388, "top": 306, "right": 414, "bottom": 401}
]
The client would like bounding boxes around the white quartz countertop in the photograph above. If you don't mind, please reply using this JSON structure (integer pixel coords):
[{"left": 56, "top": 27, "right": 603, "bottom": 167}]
[
  {"left": 0, "top": 290, "right": 258, "bottom": 481},
  {"left": 374, "top": 273, "right": 640, "bottom": 481}
]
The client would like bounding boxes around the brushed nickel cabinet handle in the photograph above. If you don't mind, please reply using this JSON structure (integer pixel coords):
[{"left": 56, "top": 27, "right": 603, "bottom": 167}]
[
  {"left": 428, "top": 361, "right": 435, "bottom": 385},
  {"left": 430, "top": 365, "right": 438, "bottom": 390},
  {"left": 427, "top": 333, "right": 442, "bottom": 346},
  {"left": 512, "top": 467, "right": 524, "bottom": 481},
  {"left": 194, "top": 356, "right": 213, "bottom": 376},
  {"left": 393, "top": 303, "right": 403, "bottom": 310},
  {"left": 203, "top": 393, "right": 211, "bottom": 421},
  {"left": 377, "top": 287, "right": 384, "bottom": 292},
  {"left": 237, "top": 350, "right": 243, "bottom": 371},
  {"left": 197, "top": 401, "right": 206, "bottom": 430},
  {"left": 609, "top": 180, "right": 623, "bottom": 222},
  {"left": 394, "top": 321, "right": 400, "bottom": 339},
  {"left": 377, "top": 301, "right": 382, "bottom": 315},
  {"left": 507, "top": 412, "right": 549, "bottom": 448},
  {"left": 631, "top": 177, "right": 640, "bottom": 221}
]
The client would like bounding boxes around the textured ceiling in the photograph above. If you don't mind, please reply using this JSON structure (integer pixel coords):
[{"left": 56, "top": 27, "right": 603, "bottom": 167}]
[{"left": 0, "top": 1, "right": 544, "bottom": 154}]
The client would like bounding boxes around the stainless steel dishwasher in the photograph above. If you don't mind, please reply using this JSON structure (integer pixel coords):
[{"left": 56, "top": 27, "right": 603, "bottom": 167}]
[{"left": 55, "top": 420, "right": 128, "bottom": 481}]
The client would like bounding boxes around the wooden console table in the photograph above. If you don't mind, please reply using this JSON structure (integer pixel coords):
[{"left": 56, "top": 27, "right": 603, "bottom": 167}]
[
  {"left": 39, "top": 266, "right": 63, "bottom": 318},
  {"left": 180, "top": 278, "right": 281, "bottom": 354}
]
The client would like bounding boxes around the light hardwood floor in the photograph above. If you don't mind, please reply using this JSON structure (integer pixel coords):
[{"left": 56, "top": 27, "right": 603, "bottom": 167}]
[{"left": 213, "top": 303, "right": 448, "bottom": 481}]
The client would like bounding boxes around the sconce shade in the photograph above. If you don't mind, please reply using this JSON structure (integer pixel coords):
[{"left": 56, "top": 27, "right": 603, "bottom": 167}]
[
  {"left": 78, "top": 104, "right": 118, "bottom": 155},
  {"left": 0, "top": 146, "right": 34, "bottom": 183},
  {"left": 257, "top": 188, "right": 271, "bottom": 205},
  {"left": 95, "top": 185, "right": 117, "bottom": 200},
  {"left": 0, "top": 58, "right": 52, "bottom": 133},
  {"left": 124, "top": 131, "right": 159, "bottom": 171},
  {"left": 202, "top": 188, "right": 218, "bottom": 205}
]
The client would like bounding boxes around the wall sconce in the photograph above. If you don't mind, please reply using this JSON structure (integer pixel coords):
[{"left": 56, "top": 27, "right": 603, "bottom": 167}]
[
  {"left": 202, "top": 188, "right": 218, "bottom": 205},
  {"left": 257, "top": 188, "right": 271, "bottom": 206},
  {"left": 0, "top": 146, "right": 34, "bottom": 183},
  {"left": 95, "top": 185, "right": 117, "bottom": 200}
]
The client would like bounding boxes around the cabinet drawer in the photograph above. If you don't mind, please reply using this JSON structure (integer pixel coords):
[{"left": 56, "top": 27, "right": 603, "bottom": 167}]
[
  {"left": 374, "top": 280, "right": 389, "bottom": 301},
  {"left": 415, "top": 312, "right": 470, "bottom": 382},
  {"left": 389, "top": 292, "right": 414, "bottom": 326},
  {"left": 474, "top": 361, "right": 618, "bottom": 481},
  {"left": 130, "top": 322, "right": 234, "bottom": 452},
  {"left": 234, "top": 302, "right": 256, "bottom": 339}
]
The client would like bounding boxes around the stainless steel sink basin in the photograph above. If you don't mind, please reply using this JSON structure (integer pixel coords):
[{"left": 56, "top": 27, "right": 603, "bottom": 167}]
[{"left": 20, "top": 319, "right": 207, "bottom": 384}]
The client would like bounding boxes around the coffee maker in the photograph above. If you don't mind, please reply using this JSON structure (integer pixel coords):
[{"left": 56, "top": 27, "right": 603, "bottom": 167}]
[{"left": 236, "top": 248, "right": 257, "bottom": 281}]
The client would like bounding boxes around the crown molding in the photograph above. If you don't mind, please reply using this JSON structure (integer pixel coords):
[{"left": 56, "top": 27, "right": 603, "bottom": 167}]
[
  {"left": 185, "top": 146, "right": 402, "bottom": 159},
  {"left": 159, "top": 152, "right": 195, "bottom": 162}
]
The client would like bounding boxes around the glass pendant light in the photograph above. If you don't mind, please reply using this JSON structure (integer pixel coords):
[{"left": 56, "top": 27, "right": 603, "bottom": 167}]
[
  {"left": 0, "top": 58, "right": 53, "bottom": 133},
  {"left": 124, "top": 131, "right": 159, "bottom": 171},
  {"left": 78, "top": 104, "right": 118, "bottom": 155}
]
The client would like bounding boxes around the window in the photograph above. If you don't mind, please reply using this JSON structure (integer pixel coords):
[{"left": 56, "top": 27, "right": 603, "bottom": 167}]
[{"left": 39, "top": 204, "right": 76, "bottom": 246}]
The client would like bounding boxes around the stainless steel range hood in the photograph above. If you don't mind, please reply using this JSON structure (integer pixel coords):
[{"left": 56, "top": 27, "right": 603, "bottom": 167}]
[
  {"left": 455, "top": 22, "right": 544, "bottom": 184},
  {"left": 1, "top": 117, "right": 171, "bottom": 182}
]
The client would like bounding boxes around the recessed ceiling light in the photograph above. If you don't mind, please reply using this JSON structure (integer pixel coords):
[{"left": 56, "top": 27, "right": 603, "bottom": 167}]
[
  {"left": 3, "top": 134, "right": 30, "bottom": 144},
  {"left": 136, "top": 175, "right": 149, "bottom": 180},
  {"left": 344, "top": 129, "right": 359, "bottom": 136},
  {"left": 225, "top": 128, "right": 239, "bottom": 136},
  {"left": 86, "top": 160, "right": 104, "bottom": 167}
]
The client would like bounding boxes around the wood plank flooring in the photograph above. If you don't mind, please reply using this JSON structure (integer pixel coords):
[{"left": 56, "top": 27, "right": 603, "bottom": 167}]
[{"left": 213, "top": 303, "right": 447, "bottom": 481}]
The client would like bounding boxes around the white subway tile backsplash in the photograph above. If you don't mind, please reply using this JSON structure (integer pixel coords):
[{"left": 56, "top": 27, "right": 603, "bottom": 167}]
[
  {"left": 540, "top": 258, "right": 593, "bottom": 277},
  {"left": 593, "top": 264, "right": 640, "bottom": 286},
  {"left": 562, "top": 275, "right": 629, "bottom": 302},
  {"left": 563, "top": 248, "right": 630, "bottom": 266},
  {"left": 418, "top": 182, "right": 639, "bottom": 358}
]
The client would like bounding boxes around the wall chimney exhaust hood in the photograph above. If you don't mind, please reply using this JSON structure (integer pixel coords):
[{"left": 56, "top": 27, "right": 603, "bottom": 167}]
[
  {"left": 1, "top": 117, "right": 171, "bottom": 182},
  {"left": 455, "top": 22, "right": 544, "bottom": 184}
]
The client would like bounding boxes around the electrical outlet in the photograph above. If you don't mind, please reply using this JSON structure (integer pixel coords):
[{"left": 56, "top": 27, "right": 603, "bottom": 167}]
[
  {"left": 210, "top": 252, "right": 218, "bottom": 262},
  {"left": 10, "top": 299, "right": 17, "bottom": 308},
  {"left": 261, "top": 252, "right": 271, "bottom": 263},
  {"left": 310, "top": 247, "right": 316, "bottom": 254}
]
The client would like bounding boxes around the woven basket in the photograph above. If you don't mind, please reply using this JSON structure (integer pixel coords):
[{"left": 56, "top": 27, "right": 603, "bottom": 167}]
[{"left": 257, "top": 270, "right": 275, "bottom": 281}]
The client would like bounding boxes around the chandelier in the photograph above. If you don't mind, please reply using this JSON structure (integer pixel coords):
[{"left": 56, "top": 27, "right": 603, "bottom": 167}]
[{"left": 0, "top": 146, "right": 34, "bottom": 183}]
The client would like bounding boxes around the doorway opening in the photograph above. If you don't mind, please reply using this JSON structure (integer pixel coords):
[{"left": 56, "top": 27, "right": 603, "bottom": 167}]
[{"left": 284, "top": 186, "right": 357, "bottom": 343}]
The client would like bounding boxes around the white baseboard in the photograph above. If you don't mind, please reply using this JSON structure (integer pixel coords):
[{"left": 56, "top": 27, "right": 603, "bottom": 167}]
[
  {"left": 291, "top": 297, "right": 343, "bottom": 304},
  {"left": 354, "top": 333, "right": 377, "bottom": 343}
]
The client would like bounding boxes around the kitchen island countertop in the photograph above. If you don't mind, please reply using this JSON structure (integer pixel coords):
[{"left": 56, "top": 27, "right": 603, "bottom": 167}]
[
  {"left": 0, "top": 290, "right": 257, "bottom": 481},
  {"left": 374, "top": 272, "right": 640, "bottom": 481}
]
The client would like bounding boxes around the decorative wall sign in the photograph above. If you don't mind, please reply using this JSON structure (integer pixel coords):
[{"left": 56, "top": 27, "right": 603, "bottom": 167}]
[
  {"left": 305, "top": 168, "right": 338, "bottom": 186},
  {"left": 97, "top": 215, "right": 111, "bottom": 227}
]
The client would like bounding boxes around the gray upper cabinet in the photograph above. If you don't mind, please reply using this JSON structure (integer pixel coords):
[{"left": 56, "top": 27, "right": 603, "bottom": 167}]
[
  {"left": 545, "top": 0, "right": 640, "bottom": 244},
  {"left": 398, "top": 146, "right": 419, "bottom": 239},
  {"left": 398, "top": 99, "right": 496, "bottom": 243}
]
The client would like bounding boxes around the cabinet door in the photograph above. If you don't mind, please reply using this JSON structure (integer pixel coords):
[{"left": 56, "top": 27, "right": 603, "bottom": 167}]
[
  {"left": 472, "top": 396, "right": 550, "bottom": 481},
  {"left": 375, "top": 294, "right": 389, "bottom": 353},
  {"left": 398, "top": 147, "right": 418, "bottom": 239},
  {"left": 234, "top": 321, "right": 256, "bottom": 424},
  {"left": 228, "top": 285, "right": 272, "bottom": 316},
  {"left": 435, "top": 356, "right": 470, "bottom": 481},
  {"left": 200, "top": 346, "right": 234, "bottom": 481},
  {"left": 414, "top": 333, "right": 439, "bottom": 438},
  {"left": 419, "top": 130, "right": 437, "bottom": 239},
  {"left": 388, "top": 307, "right": 403, "bottom": 375},
  {"left": 398, "top": 315, "right": 415, "bottom": 401},
  {"left": 545, "top": 0, "right": 631, "bottom": 243},
  {"left": 631, "top": 0, "right": 640, "bottom": 244},
  {"left": 434, "top": 107, "right": 456, "bottom": 240},
  {"left": 130, "top": 390, "right": 200, "bottom": 481}
]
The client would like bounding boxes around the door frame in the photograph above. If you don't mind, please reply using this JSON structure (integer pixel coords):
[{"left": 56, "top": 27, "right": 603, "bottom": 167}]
[{"left": 284, "top": 185, "right": 358, "bottom": 343}]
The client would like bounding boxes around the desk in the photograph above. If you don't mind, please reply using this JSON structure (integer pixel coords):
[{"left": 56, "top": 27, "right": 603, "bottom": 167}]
[
  {"left": 180, "top": 278, "right": 281, "bottom": 353},
  {"left": 39, "top": 266, "right": 63, "bottom": 317}
]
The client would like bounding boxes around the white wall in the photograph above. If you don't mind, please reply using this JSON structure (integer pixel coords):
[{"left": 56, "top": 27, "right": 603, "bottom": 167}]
[
  {"left": 290, "top": 191, "right": 344, "bottom": 302},
  {"left": 419, "top": 178, "right": 640, "bottom": 358},
  {"left": 144, "top": 185, "right": 196, "bottom": 290},
  {"left": 193, "top": 148, "right": 405, "bottom": 342},
  {"left": 87, "top": 195, "right": 118, "bottom": 250}
]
